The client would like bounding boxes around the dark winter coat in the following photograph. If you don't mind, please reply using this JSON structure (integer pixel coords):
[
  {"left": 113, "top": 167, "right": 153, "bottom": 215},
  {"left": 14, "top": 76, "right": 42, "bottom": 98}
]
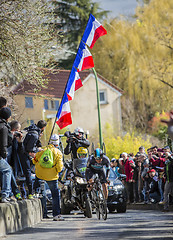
[
  {"left": 0, "top": 118, "right": 12, "bottom": 159},
  {"left": 23, "top": 124, "right": 41, "bottom": 153},
  {"left": 64, "top": 136, "right": 90, "bottom": 159}
]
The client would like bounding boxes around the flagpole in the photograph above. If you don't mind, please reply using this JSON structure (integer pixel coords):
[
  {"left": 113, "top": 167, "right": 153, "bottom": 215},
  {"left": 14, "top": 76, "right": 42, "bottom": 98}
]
[
  {"left": 48, "top": 78, "right": 69, "bottom": 144},
  {"left": 92, "top": 67, "right": 103, "bottom": 150}
]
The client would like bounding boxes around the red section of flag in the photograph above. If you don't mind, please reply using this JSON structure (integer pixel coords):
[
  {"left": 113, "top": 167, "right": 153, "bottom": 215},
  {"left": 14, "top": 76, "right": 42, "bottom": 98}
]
[
  {"left": 90, "top": 25, "right": 107, "bottom": 49},
  {"left": 75, "top": 78, "right": 83, "bottom": 91},
  {"left": 56, "top": 112, "right": 72, "bottom": 129}
]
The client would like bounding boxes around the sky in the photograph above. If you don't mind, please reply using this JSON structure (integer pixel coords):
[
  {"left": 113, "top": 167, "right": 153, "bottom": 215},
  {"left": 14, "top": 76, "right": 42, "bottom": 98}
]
[{"left": 94, "top": 0, "right": 139, "bottom": 18}]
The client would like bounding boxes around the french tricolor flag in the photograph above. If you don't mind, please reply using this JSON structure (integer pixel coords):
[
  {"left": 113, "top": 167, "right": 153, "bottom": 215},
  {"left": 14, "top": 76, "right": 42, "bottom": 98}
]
[
  {"left": 56, "top": 94, "right": 72, "bottom": 129},
  {"left": 66, "top": 67, "right": 83, "bottom": 101},
  {"left": 82, "top": 14, "right": 107, "bottom": 49},
  {"left": 74, "top": 41, "right": 94, "bottom": 72}
]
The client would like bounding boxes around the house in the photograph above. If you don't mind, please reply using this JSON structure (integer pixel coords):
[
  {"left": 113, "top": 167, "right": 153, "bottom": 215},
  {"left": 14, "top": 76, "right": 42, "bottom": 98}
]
[{"left": 12, "top": 68, "right": 123, "bottom": 143}]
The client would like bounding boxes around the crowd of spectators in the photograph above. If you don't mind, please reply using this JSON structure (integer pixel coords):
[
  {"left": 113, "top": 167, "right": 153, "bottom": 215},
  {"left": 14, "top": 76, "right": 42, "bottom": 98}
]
[
  {"left": 0, "top": 96, "right": 173, "bottom": 215},
  {"left": 111, "top": 145, "right": 173, "bottom": 211}
]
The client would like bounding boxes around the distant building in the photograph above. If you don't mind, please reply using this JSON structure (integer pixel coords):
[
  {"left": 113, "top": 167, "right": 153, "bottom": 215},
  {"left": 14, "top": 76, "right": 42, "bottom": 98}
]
[{"left": 12, "top": 68, "right": 123, "bottom": 139}]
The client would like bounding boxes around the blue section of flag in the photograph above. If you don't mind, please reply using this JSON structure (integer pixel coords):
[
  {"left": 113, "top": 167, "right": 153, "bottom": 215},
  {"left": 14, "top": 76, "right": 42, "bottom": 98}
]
[
  {"left": 56, "top": 93, "right": 68, "bottom": 119},
  {"left": 82, "top": 14, "right": 94, "bottom": 44},
  {"left": 66, "top": 67, "right": 77, "bottom": 94},
  {"left": 73, "top": 41, "right": 85, "bottom": 69}
]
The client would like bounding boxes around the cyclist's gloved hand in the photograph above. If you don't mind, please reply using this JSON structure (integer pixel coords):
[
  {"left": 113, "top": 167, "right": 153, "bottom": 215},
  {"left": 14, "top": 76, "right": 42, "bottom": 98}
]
[{"left": 106, "top": 179, "right": 110, "bottom": 184}]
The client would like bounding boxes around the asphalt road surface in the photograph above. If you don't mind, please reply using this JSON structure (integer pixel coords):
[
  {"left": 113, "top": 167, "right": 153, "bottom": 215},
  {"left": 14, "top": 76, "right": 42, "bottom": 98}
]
[{"left": 1, "top": 210, "right": 173, "bottom": 240}]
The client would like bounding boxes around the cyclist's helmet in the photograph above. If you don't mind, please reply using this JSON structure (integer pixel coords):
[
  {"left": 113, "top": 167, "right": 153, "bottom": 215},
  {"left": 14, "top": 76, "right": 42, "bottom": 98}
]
[
  {"left": 77, "top": 147, "right": 88, "bottom": 159},
  {"left": 94, "top": 148, "right": 103, "bottom": 160},
  {"left": 74, "top": 127, "right": 84, "bottom": 137},
  {"left": 49, "top": 134, "right": 59, "bottom": 146}
]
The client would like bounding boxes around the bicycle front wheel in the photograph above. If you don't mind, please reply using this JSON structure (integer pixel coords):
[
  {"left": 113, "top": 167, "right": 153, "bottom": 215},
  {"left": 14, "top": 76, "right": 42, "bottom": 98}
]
[
  {"left": 98, "top": 189, "right": 107, "bottom": 220},
  {"left": 96, "top": 201, "right": 101, "bottom": 220}
]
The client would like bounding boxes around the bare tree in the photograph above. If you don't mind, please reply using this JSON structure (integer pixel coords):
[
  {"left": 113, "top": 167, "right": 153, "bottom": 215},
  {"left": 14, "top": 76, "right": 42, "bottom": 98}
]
[{"left": 0, "top": 0, "right": 58, "bottom": 90}]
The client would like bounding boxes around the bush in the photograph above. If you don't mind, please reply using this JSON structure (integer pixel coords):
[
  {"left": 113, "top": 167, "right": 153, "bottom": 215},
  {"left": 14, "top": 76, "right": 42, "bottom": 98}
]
[{"left": 103, "top": 124, "right": 151, "bottom": 159}]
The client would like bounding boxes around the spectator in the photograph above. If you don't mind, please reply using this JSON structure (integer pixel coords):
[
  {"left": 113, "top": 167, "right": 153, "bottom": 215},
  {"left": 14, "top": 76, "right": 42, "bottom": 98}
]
[
  {"left": 143, "top": 169, "right": 160, "bottom": 204},
  {"left": 159, "top": 152, "right": 173, "bottom": 211},
  {"left": 136, "top": 146, "right": 148, "bottom": 158},
  {"left": 7, "top": 120, "right": 22, "bottom": 200},
  {"left": 118, "top": 157, "right": 125, "bottom": 174},
  {"left": 156, "top": 148, "right": 166, "bottom": 203},
  {"left": 33, "top": 140, "right": 64, "bottom": 221},
  {"left": 141, "top": 160, "right": 150, "bottom": 203},
  {"left": 148, "top": 149, "right": 160, "bottom": 169},
  {"left": 132, "top": 157, "right": 141, "bottom": 203},
  {"left": 163, "top": 146, "right": 172, "bottom": 155},
  {"left": 122, "top": 152, "right": 135, "bottom": 203},
  {"left": 110, "top": 158, "right": 120, "bottom": 177},
  {"left": 0, "top": 107, "right": 12, "bottom": 203},
  {"left": 19, "top": 120, "right": 47, "bottom": 199}
]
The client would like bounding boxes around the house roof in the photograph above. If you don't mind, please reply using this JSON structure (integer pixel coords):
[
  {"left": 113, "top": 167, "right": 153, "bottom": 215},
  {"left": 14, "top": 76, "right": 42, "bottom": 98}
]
[{"left": 12, "top": 68, "right": 123, "bottom": 99}]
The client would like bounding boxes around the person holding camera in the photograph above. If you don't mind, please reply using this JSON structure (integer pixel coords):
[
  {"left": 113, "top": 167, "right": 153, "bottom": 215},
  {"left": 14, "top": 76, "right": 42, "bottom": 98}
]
[{"left": 64, "top": 127, "right": 90, "bottom": 160}]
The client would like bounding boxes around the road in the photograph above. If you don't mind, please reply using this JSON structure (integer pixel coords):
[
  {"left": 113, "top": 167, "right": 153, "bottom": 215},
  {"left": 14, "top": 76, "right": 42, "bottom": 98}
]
[{"left": 1, "top": 210, "right": 173, "bottom": 240}]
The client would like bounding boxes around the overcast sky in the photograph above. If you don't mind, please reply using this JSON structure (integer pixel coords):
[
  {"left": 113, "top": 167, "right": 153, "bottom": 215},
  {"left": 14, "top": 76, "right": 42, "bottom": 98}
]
[{"left": 94, "top": 0, "right": 138, "bottom": 18}]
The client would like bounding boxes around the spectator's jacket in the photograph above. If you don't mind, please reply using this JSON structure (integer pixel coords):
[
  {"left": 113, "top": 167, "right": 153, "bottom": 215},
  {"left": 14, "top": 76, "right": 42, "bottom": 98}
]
[
  {"left": 149, "top": 157, "right": 160, "bottom": 167},
  {"left": 165, "top": 156, "right": 173, "bottom": 183},
  {"left": 124, "top": 158, "right": 134, "bottom": 182},
  {"left": 132, "top": 164, "right": 140, "bottom": 181},
  {"left": 149, "top": 157, "right": 165, "bottom": 179},
  {"left": 149, "top": 157, "right": 165, "bottom": 168},
  {"left": 23, "top": 124, "right": 41, "bottom": 153},
  {"left": 119, "top": 159, "right": 125, "bottom": 174},
  {"left": 33, "top": 144, "right": 63, "bottom": 181},
  {"left": 87, "top": 154, "right": 110, "bottom": 178},
  {"left": 10, "top": 138, "right": 24, "bottom": 175},
  {"left": 0, "top": 118, "right": 12, "bottom": 159},
  {"left": 64, "top": 136, "right": 90, "bottom": 159}
]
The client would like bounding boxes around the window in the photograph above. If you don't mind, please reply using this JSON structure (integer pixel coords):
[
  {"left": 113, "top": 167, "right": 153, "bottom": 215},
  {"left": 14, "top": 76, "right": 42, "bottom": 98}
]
[
  {"left": 44, "top": 99, "right": 48, "bottom": 110},
  {"left": 44, "top": 99, "right": 59, "bottom": 111},
  {"left": 99, "top": 90, "right": 107, "bottom": 104},
  {"left": 55, "top": 100, "right": 59, "bottom": 110},
  {"left": 25, "top": 97, "right": 33, "bottom": 108},
  {"left": 50, "top": 100, "right": 55, "bottom": 110}
]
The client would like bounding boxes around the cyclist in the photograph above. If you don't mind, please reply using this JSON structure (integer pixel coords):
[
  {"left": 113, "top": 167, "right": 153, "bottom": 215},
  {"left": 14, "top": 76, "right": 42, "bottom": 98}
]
[
  {"left": 64, "top": 127, "right": 90, "bottom": 160},
  {"left": 86, "top": 148, "right": 110, "bottom": 199}
]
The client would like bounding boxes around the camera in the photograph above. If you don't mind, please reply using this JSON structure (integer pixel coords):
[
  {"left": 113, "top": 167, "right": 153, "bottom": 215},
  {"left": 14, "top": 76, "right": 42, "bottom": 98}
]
[
  {"left": 14, "top": 131, "right": 21, "bottom": 138},
  {"left": 64, "top": 131, "right": 75, "bottom": 138}
]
